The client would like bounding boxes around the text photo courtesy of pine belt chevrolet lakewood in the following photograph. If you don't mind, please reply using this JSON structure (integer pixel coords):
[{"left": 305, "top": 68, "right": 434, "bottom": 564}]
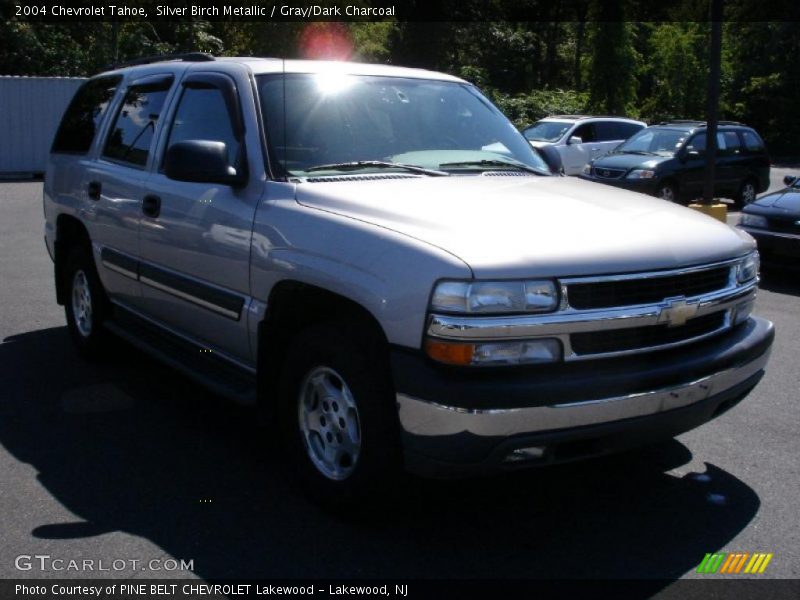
[{"left": 44, "top": 55, "right": 773, "bottom": 504}]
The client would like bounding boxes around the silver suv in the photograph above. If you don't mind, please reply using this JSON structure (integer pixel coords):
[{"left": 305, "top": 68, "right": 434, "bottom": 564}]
[
  {"left": 44, "top": 55, "right": 773, "bottom": 502},
  {"left": 522, "top": 115, "right": 646, "bottom": 175}
]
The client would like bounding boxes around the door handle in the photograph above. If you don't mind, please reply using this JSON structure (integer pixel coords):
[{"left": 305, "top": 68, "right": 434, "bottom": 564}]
[
  {"left": 591, "top": 147, "right": 601, "bottom": 151},
  {"left": 142, "top": 194, "right": 161, "bottom": 218},
  {"left": 87, "top": 181, "right": 102, "bottom": 200}
]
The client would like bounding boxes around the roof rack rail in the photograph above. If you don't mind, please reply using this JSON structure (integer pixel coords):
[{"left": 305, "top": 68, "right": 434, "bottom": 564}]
[
  {"left": 103, "top": 52, "right": 215, "bottom": 72},
  {"left": 658, "top": 119, "right": 745, "bottom": 127}
]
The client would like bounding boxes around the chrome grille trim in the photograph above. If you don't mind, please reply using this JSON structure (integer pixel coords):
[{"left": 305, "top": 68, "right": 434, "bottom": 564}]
[{"left": 426, "top": 258, "right": 757, "bottom": 361}]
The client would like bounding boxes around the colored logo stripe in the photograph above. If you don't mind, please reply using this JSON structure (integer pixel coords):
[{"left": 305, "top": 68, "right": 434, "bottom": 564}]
[{"left": 697, "top": 552, "right": 773, "bottom": 574}]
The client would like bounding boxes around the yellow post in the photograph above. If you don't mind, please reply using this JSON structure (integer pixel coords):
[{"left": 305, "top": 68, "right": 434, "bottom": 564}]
[{"left": 688, "top": 202, "right": 728, "bottom": 223}]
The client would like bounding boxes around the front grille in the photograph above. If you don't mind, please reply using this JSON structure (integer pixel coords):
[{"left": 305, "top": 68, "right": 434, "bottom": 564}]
[
  {"left": 767, "top": 217, "right": 800, "bottom": 234},
  {"left": 567, "top": 266, "right": 731, "bottom": 310},
  {"left": 570, "top": 312, "right": 726, "bottom": 356},
  {"left": 592, "top": 167, "right": 625, "bottom": 179}
]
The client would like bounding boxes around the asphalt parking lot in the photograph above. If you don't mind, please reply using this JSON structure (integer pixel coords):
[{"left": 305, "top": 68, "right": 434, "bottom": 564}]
[{"left": 0, "top": 174, "right": 798, "bottom": 591}]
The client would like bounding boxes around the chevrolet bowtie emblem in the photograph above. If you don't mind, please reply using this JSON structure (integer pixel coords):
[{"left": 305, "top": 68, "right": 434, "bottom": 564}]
[{"left": 658, "top": 298, "right": 698, "bottom": 327}]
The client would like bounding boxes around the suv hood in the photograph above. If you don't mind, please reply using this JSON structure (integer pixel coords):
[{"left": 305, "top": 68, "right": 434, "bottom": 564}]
[{"left": 295, "top": 175, "right": 754, "bottom": 278}]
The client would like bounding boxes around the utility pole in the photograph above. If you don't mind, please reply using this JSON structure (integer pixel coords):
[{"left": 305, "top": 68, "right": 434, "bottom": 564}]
[{"left": 702, "top": 0, "right": 723, "bottom": 205}]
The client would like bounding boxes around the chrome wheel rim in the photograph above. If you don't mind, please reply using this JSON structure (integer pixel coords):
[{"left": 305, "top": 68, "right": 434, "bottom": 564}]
[
  {"left": 659, "top": 186, "right": 675, "bottom": 202},
  {"left": 71, "top": 270, "right": 93, "bottom": 338},
  {"left": 298, "top": 366, "right": 361, "bottom": 481},
  {"left": 742, "top": 183, "right": 756, "bottom": 204}
]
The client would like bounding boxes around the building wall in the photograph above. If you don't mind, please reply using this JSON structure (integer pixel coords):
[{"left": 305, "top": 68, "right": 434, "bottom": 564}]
[{"left": 0, "top": 76, "right": 86, "bottom": 175}]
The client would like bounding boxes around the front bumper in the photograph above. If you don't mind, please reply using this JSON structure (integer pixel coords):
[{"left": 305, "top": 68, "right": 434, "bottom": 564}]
[{"left": 392, "top": 316, "right": 773, "bottom": 477}]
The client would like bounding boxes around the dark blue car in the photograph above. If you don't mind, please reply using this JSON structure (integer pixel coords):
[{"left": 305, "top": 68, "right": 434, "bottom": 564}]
[
  {"left": 579, "top": 121, "right": 771, "bottom": 207},
  {"left": 738, "top": 174, "right": 800, "bottom": 269}
]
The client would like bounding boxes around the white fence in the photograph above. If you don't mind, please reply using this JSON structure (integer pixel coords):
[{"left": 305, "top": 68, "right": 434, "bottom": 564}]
[{"left": 0, "top": 76, "right": 86, "bottom": 175}]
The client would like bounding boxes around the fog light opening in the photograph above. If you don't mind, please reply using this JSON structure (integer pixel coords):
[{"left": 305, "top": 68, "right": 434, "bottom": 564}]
[{"left": 504, "top": 446, "right": 547, "bottom": 464}]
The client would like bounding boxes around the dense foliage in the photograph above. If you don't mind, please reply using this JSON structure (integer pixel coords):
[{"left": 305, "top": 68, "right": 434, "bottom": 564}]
[{"left": 1, "top": 1, "right": 798, "bottom": 155}]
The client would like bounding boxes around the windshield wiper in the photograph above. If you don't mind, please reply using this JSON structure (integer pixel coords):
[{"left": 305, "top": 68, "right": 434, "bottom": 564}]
[
  {"left": 305, "top": 160, "right": 448, "bottom": 177},
  {"left": 618, "top": 150, "right": 656, "bottom": 156},
  {"left": 438, "top": 159, "right": 548, "bottom": 175}
]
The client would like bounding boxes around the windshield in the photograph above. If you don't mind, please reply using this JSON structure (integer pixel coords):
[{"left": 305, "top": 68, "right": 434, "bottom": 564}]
[
  {"left": 522, "top": 121, "right": 572, "bottom": 142},
  {"left": 256, "top": 73, "right": 550, "bottom": 177},
  {"left": 616, "top": 128, "right": 688, "bottom": 156}
]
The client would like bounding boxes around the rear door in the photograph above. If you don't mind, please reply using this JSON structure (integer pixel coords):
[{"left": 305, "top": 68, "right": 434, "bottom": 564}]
[
  {"left": 137, "top": 69, "right": 262, "bottom": 362},
  {"left": 82, "top": 73, "right": 176, "bottom": 308},
  {"left": 716, "top": 130, "right": 746, "bottom": 195}
]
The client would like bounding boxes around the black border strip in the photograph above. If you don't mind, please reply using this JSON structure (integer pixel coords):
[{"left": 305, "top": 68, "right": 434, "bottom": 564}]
[
  {"left": 138, "top": 263, "right": 244, "bottom": 321},
  {"left": 100, "top": 247, "right": 138, "bottom": 279}
]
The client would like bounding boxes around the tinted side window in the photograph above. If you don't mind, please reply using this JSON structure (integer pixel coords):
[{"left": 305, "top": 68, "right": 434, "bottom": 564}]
[
  {"left": 165, "top": 86, "right": 238, "bottom": 167},
  {"left": 594, "top": 121, "right": 641, "bottom": 142},
  {"left": 618, "top": 122, "right": 644, "bottom": 140},
  {"left": 572, "top": 123, "right": 596, "bottom": 143},
  {"left": 720, "top": 131, "right": 743, "bottom": 156},
  {"left": 594, "top": 122, "right": 621, "bottom": 142},
  {"left": 52, "top": 76, "right": 122, "bottom": 154},
  {"left": 685, "top": 132, "right": 726, "bottom": 155},
  {"left": 742, "top": 130, "right": 765, "bottom": 152},
  {"left": 103, "top": 79, "right": 173, "bottom": 167}
]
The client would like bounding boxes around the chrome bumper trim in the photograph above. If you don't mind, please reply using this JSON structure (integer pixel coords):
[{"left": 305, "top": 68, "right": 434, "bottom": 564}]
[{"left": 397, "top": 345, "right": 770, "bottom": 438}]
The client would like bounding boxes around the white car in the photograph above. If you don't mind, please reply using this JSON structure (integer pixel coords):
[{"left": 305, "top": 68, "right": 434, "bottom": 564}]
[{"left": 522, "top": 115, "right": 646, "bottom": 175}]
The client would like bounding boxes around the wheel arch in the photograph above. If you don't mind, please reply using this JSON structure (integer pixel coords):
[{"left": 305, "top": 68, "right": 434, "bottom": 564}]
[
  {"left": 256, "top": 280, "right": 392, "bottom": 415},
  {"left": 54, "top": 214, "right": 93, "bottom": 305}
]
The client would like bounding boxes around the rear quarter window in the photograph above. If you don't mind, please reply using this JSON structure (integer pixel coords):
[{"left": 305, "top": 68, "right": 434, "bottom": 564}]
[
  {"left": 742, "top": 130, "right": 766, "bottom": 152},
  {"left": 51, "top": 75, "right": 122, "bottom": 154}
]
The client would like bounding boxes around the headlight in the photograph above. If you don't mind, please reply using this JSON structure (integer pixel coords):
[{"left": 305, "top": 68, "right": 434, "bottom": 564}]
[
  {"left": 737, "top": 252, "right": 760, "bottom": 283},
  {"left": 740, "top": 213, "right": 768, "bottom": 228},
  {"left": 425, "top": 338, "right": 562, "bottom": 366},
  {"left": 626, "top": 169, "right": 656, "bottom": 179},
  {"left": 430, "top": 280, "right": 558, "bottom": 314},
  {"left": 582, "top": 164, "right": 592, "bottom": 175}
]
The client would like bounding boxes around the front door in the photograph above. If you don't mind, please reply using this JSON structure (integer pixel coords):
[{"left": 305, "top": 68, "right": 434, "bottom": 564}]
[{"left": 137, "top": 71, "right": 262, "bottom": 363}]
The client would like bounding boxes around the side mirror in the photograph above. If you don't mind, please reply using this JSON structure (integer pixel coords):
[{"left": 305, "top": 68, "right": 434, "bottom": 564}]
[
  {"left": 535, "top": 145, "right": 564, "bottom": 175},
  {"left": 784, "top": 175, "right": 797, "bottom": 187},
  {"left": 164, "top": 140, "right": 245, "bottom": 187},
  {"left": 568, "top": 136, "right": 583, "bottom": 145}
]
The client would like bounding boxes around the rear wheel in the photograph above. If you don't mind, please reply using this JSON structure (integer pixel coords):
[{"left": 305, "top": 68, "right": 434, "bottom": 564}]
[
  {"left": 735, "top": 179, "right": 758, "bottom": 208},
  {"left": 64, "top": 246, "right": 112, "bottom": 358},
  {"left": 278, "top": 321, "right": 401, "bottom": 505}
]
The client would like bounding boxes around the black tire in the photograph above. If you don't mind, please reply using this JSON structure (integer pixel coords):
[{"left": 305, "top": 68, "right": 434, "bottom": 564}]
[
  {"left": 63, "top": 245, "right": 112, "bottom": 359},
  {"left": 277, "top": 320, "right": 402, "bottom": 505},
  {"left": 735, "top": 178, "right": 758, "bottom": 209},
  {"left": 655, "top": 180, "right": 682, "bottom": 204}
]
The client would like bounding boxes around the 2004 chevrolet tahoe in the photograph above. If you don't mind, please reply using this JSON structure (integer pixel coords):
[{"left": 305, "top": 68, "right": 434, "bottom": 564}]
[{"left": 43, "top": 55, "right": 773, "bottom": 502}]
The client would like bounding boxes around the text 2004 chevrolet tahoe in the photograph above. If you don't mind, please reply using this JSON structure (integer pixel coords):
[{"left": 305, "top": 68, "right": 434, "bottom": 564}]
[{"left": 44, "top": 56, "right": 773, "bottom": 501}]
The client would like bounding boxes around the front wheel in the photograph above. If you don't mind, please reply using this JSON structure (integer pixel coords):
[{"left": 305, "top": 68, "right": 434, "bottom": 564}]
[
  {"left": 278, "top": 321, "right": 402, "bottom": 505},
  {"left": 656, "top": 181, "right": 681, "bottom": 204}
]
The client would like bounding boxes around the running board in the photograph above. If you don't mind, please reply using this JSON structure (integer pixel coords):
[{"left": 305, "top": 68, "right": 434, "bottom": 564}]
[{"left": 104, "top": 309, "right": 257, "bottom": 406}]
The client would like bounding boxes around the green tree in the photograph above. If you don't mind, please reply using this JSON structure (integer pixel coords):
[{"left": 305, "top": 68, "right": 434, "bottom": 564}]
[{"left": 584, "top": 2, "right": 639, "bottom": 115}]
